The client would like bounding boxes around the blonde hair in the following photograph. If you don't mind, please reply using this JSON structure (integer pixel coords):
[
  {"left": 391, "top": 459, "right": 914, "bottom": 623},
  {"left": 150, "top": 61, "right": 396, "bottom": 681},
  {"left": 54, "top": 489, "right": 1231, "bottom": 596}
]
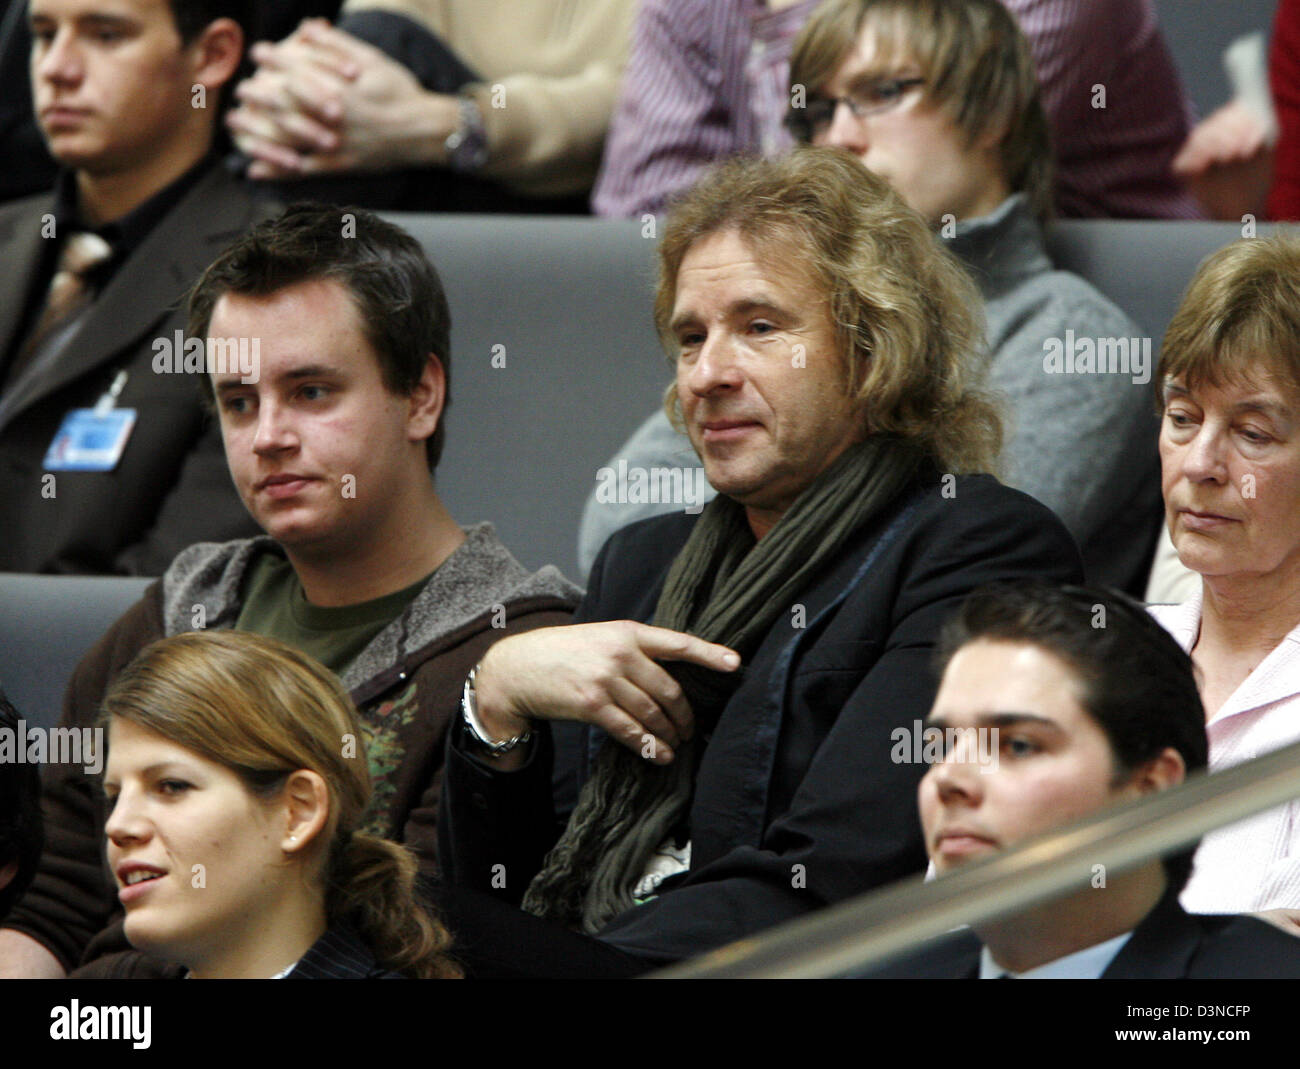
[
  {"left": 102, "top": 631, "right": 460, "bottom": 979},
  {"left": 789, "top": 0, "right": 1054, "bottom": 222},
  {"left": 1158, "top": 234, "right": 1300, "bottom": 402},
  {"left": 657, "top": 147, "right": 1002, "bottom": 475}
]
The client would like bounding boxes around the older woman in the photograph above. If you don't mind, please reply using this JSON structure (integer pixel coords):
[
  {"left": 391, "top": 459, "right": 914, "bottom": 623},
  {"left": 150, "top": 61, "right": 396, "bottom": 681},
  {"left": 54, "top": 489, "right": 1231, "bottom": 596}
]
[
  {"left": 95, "top": 631, "right": 460, "bottom": 978},
  {"left": 1150, "top": 234, "right": 1300, "bottom": 922}
]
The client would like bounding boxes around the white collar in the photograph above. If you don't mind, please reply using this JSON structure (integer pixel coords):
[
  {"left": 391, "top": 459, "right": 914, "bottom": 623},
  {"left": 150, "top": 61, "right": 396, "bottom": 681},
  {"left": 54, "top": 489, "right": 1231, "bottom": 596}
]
[{"left": 979, "top": 931, "right": 1133, "bottom": 979}]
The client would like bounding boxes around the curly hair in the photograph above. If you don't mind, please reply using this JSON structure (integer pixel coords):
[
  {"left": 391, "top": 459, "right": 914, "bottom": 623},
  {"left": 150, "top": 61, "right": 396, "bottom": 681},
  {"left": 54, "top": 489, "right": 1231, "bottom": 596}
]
[{"left": 656, "top": 147, "right": 1002, "bottom": 475}]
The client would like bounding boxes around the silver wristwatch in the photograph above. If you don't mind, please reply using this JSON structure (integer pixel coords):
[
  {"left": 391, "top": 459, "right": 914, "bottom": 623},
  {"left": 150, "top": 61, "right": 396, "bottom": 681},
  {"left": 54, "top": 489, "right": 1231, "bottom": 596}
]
[{"left": 461, "top": 663, "right": 532, "bottom": 757}]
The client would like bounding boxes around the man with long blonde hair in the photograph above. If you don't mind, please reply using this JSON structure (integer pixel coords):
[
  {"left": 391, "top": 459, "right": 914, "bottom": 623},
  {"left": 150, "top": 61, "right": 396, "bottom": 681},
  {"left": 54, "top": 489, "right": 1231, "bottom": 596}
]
[
  {"left": 437, "top": 149, "right": 1081, "bottom": 977},
  {"left": 582, "top": 0, "right": 1162, "bottom": 597}
]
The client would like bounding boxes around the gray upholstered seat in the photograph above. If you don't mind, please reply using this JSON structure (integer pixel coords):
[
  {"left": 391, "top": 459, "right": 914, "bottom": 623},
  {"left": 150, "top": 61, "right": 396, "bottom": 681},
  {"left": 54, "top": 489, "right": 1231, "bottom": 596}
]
[
  {"left": 0, "top": 573, "right": 152, "bottom": 730},
  {"left": 395, "top": 213, "right": 1289, "bottom": 581},
  {"left": 1, "top": 214, "right": 1291, "bottom": 734}
]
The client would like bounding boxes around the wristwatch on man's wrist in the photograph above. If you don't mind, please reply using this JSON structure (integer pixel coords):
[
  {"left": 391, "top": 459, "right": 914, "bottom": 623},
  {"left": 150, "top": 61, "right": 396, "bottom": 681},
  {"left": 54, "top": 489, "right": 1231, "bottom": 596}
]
[
  {"left": 461, "top": 663, "right": 532, "bottom": 758},
  {"left": 444, "top": 94, "right": 489, "bottom": 173}
]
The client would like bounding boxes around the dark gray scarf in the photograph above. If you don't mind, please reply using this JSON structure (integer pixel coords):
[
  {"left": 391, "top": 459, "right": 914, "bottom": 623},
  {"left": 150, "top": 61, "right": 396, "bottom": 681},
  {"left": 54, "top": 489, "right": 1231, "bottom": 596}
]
[{"left": 521, "top": 435, "right": 923, "bottom": 932}]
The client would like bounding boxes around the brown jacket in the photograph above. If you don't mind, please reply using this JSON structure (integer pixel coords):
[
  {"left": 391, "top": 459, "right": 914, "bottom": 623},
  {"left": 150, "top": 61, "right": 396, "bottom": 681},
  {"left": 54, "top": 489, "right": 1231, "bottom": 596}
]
[{"left": 4, "top": 523, "right": 579, "bottom": 970}]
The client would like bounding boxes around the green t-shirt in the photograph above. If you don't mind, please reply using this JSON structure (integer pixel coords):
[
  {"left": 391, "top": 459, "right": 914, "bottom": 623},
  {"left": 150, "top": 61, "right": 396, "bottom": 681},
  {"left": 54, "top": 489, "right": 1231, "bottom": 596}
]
[{"left": 235, "top": 551, "right": 431, "bottom": 675}]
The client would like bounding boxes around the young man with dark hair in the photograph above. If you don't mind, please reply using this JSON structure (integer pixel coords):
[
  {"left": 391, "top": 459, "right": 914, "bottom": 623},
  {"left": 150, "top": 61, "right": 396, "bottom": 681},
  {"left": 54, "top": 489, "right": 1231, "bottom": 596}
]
[
  {"left": 0, "top": 689, "right": 43, "bottom": 924},
  {"left": 0, "top": 0, "right": 270, "bottom": 575},
  {"left": 188, "top": 201, "right": 454, "bottom": 469},
  {"left": 0, "top": 204, "right": 579, "bottom": 977},
  {"left": 870, "top": 583, "right": 1300, "bottom": 978}
]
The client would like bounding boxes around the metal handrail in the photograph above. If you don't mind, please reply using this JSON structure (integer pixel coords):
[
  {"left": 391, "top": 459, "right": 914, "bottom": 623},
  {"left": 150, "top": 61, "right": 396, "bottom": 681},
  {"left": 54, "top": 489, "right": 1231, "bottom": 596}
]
[{"left": 653, "top": 737, "right": 1300, "bottom": 978}]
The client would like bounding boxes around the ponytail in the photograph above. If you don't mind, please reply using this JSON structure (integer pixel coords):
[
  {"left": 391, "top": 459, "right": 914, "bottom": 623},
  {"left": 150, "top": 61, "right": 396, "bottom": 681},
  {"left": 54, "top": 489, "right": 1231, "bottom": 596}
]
[{"left": 328, "top": 832, "right": 462, "bottom": 979}]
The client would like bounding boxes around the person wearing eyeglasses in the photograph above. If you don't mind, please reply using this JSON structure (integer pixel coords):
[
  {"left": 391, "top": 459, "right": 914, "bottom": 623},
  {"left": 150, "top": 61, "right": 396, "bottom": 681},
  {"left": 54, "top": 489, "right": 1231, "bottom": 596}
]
[
  {"left": 579, "top": 0, "right": 1161, "bottom": 597},
  {"left": 783, "top": 1, "right": 1159, "bottom": 595},
  {"left": 590, "top": 0, "right": 1198, "bottom": 222}
]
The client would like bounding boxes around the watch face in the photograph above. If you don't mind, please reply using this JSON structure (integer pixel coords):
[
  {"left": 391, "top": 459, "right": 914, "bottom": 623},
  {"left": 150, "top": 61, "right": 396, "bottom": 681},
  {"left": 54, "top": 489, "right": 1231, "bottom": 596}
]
[{"left": 447, "top": 99, "right": 489, "bottom": 172}]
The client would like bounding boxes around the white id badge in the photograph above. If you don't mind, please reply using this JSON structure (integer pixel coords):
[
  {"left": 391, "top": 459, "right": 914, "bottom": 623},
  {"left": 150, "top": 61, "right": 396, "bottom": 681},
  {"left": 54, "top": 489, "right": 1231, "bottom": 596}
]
[{"left": 44, "top": 407, "right": 137, "bottom": 471}]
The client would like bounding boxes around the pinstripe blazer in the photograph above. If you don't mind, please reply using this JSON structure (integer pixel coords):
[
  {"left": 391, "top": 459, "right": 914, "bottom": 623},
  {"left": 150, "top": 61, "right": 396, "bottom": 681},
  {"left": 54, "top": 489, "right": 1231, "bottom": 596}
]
[
  {"left": 286, "top": 928, "right": 405, "bottom": 980},
  {"left": 69, "top": 927, "right": 405, "bottom": 978}
]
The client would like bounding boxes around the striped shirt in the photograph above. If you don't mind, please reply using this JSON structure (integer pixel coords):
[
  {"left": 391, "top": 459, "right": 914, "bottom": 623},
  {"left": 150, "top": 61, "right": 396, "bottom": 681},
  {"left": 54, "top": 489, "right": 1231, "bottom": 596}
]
[
  {"left": 286, "top": 927, "right": 405, "bottom": 979},
  {"left": 591, "top": 0, "right": 817, "bottom": 218}
]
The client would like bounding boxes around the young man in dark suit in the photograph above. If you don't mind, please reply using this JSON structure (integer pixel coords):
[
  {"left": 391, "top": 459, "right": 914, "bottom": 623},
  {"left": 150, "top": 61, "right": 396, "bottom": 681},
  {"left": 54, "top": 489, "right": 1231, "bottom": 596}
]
[
  {"left": 870, "top": 583, "right": 1300, "bottom": 979},
  {"left": 0, "top": 0, "right": 273, "bottom": 574}
]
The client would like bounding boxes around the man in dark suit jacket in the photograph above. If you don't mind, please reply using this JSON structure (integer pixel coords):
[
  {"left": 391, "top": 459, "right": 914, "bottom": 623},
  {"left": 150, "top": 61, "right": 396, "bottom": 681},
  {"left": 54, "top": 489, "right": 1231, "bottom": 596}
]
[
  {"left": 0, "top": 0, "right": 272, "bottom": 574},
  {"left": 870, "top": 887, "right": 1300, "bottom": 979},
  {"left": 866, "top": 583, "right": 1300, "bottom": 979},
  {"left": 434, "top": 149, "right": 1084, "bottom": 977}
]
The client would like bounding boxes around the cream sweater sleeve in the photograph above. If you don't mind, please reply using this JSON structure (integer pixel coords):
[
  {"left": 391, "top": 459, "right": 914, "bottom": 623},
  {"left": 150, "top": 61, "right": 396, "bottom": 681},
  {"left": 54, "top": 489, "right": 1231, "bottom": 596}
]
[{"left": 340, "top": 0, "right": 636, "bottom": 196}]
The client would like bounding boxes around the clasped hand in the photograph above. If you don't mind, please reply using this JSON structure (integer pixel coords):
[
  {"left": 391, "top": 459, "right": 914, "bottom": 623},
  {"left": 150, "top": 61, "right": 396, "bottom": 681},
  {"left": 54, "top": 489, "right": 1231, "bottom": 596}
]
[{"left": 226, "top": 19, "right": 457, "bottom": 178}]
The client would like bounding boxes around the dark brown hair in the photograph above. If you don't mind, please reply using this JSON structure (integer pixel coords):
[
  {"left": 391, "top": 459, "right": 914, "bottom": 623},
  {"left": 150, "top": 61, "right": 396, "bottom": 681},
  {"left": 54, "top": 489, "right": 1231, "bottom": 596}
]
[
  {"left": 937, "top": 583, "right": 1208, "bottom": 890},
  {"left": 189, "top": 203, "right": 452, "bottom": 471}
]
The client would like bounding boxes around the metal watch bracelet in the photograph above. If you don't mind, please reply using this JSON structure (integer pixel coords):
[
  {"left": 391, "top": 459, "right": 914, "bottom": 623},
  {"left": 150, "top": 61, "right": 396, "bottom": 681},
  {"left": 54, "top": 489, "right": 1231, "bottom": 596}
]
[
  {"left": 444, "top": 94, "right": 489, "bottom": 173},
  {"left": 461, "top": 663, "right": 532, "bottom": 758}
]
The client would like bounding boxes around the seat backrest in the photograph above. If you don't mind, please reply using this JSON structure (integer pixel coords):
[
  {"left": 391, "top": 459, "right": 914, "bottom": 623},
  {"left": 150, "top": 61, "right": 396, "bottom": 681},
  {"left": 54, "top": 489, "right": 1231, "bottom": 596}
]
[
  {"left": 393, "top": 215, "right": 1291, "bottom": 581},
  {"left": 387, "top": 212, "right": 664, "bottom": 581},
  {"left": 2, "top": 218, "right": 1286, "bottom": 727},
  {"left": 1045, "top": 219, "right": 1282, "bottom": 350},
  {"left": 1153, "top": 0, "right": 1277, "bottom": 117},
  {"left": 0, "top": 573, "right": 153, "bottom": 730}
]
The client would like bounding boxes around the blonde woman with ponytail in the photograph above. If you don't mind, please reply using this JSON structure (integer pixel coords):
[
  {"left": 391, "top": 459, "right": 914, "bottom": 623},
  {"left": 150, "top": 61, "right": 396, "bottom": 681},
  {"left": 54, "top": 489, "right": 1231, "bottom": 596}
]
[{"left": 95, "top": 631, "right": 460, "bottom": 979}]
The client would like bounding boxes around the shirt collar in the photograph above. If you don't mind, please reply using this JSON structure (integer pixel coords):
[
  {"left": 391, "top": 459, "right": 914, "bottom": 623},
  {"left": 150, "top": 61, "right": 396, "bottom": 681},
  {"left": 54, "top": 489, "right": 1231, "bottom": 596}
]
[
  {"left": 980, "top": 930, "right": 1133, "bottom": 979},
  {"left": 1149, "top": 588, "right": 1300, "bottom": 718},
  {"left": 1147, "top": 586, "right": 1204, "bottom": 653},
  {"left": 51, "top": 152, "right": 215, "bottom": 262}
]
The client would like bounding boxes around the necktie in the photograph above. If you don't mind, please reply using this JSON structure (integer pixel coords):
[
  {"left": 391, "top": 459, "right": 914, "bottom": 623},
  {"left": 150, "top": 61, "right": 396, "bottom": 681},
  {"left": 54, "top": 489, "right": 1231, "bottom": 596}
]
[{"left": 5, "top": 230, "right": 114, "bottom": 389}]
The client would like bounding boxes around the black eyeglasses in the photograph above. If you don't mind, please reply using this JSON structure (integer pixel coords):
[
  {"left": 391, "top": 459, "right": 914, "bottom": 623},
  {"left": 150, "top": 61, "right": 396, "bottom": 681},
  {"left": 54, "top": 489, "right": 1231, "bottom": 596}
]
[{"left": 786, "top": 76, "right": 926, "bottom": 142}]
